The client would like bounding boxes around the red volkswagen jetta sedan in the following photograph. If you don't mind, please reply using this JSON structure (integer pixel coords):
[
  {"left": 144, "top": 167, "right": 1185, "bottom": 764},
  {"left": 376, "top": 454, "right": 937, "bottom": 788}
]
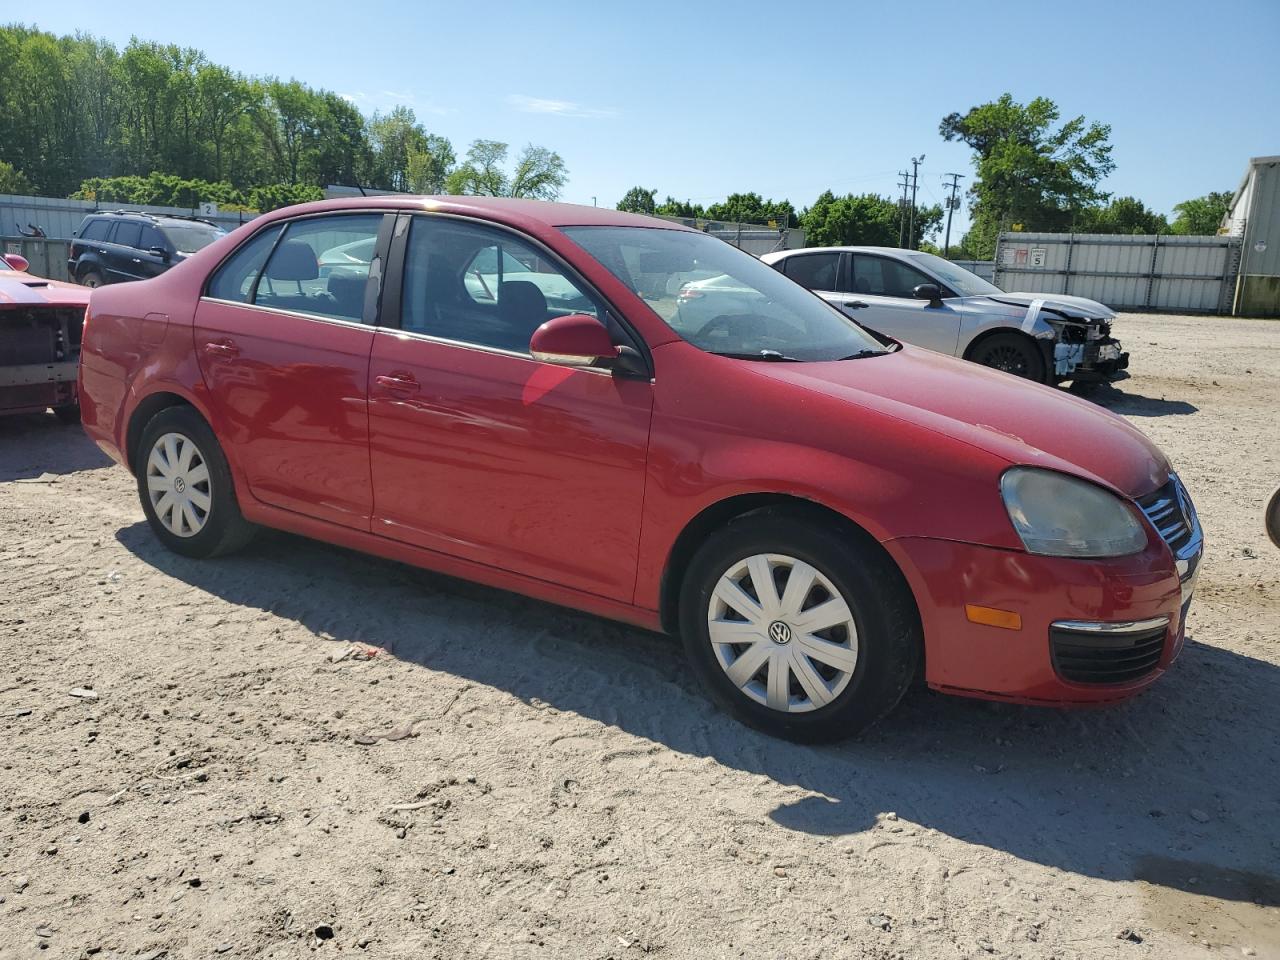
[{"left": 79, "top": 197, "right": 1202, "bottom": 741}]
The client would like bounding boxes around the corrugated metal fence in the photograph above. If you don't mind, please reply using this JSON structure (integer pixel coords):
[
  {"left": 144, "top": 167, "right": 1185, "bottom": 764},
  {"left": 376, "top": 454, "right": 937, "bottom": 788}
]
[
  {"left": 992, "top": 232, "right": 1241, "bottom": 314},
  {"left": 2, "top": 193, "right": 256, "bottom": 241},
  {"left": 656, "top": 215, "right": 806, "bottom": 257},
  {"left": 2, "top": 235, "right": 72, "bottom": 281}
]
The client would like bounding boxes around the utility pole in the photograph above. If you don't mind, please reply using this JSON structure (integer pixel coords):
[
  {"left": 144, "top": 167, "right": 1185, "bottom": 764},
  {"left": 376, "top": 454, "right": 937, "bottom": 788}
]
[
  {"left": 941, "top": 172, "right": 965, "bottom": 258},
  {"left": 897, "top": 171, "right": 911, "bottom": 248},
  {"left": 908, "top": 155, "right": 925, "bottom": 250}
]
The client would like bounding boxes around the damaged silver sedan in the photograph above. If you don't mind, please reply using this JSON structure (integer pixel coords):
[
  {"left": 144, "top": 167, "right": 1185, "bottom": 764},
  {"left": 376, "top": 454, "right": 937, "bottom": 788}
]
[{"left": 761, "top": 246, "right": 1127, "bottom": 389}]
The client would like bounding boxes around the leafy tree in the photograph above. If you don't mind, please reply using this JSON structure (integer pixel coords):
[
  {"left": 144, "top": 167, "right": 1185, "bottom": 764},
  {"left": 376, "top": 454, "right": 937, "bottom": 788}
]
[
  {"left": 617, "top": 186, "right": 657, "bottom": 214},
  {"left": 0, "top": 24, "right": 570, "bottom": 212},
  {"left": 1075, "top": 196, "right": 1169, "bottom": 234},
  {"left": 942, "top": 94, "right": 1115, "bottom": 258},
  {"left": 654, "top": 197, "right": 705, "bottom": 219},
  {"left": 1170, "top": 191, "right": 1232, "bottom": 235},
  {"left": 801, "top": 191, "right": 942, "bottom": 248},
  {"left": 0, "top": 160, "right": 35, "bottom": 195},
  {"left": 445, "top": 141, "right": 566, "bottom": 200},
  {"left": 508, "top": 145, "right": 567, "bottom": 200},
  {"left": 405, "top": 134, "right": 455, "bottom": 194},
  {"left": 705, "top": 192, "right": 797, "bottom": 228}
]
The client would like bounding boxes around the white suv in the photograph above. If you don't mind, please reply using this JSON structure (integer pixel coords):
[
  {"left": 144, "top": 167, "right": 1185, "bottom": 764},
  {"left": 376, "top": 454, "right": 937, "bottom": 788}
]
[{"left": 761, "top": 246, "right": 1127, "bottom": 389}]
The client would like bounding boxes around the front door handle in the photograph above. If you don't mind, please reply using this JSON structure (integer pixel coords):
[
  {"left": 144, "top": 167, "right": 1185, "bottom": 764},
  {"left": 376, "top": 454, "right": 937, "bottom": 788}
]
[
  {"left": 842, "top": 300, "right": 869, "bottom": 310},
  {"left": 203, "top": 339, "right": 240, "bottom": 359},
  {"left": 374, "top": 372, "right": 419, "bottom": 394}
]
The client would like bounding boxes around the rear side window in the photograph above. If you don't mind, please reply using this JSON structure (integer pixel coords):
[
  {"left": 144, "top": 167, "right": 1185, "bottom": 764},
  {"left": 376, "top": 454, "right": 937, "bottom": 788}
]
[
  {"left": 113, "top": 221, "right": 143, "bottom": 249},
  {"left": 784, "top": 253, "right": 840, "bottom": 291},
  {"left": 206, "top": 225, "right": 284, "bottom": 303},
  {"left": 80, "top": 219, "right": 111, "bottom": 242},
  {"left": 256, "top": 214, "right": 384, "bottom": 323}
]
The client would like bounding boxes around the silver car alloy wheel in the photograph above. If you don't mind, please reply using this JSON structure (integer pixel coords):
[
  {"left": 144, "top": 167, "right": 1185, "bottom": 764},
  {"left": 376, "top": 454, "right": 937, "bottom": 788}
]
[
  {"left": 146, "top": 432, "right": 212, "bottom": 538},
  {"left": 707, "top": 553, "right": 859, "bottom": 713}
]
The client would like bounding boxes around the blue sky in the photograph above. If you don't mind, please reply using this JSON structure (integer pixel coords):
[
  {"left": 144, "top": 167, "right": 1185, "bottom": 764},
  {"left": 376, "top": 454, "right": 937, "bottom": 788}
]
[{"left": 31, "top": 0, "right": 1280, "bottom": 237}]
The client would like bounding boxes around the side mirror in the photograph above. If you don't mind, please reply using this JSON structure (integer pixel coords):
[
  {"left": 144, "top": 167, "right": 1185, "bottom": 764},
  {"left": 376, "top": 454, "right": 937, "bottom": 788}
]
[
  {"left": 913, "top": 283, "right": 943, "bottom": 306},
  {"left": 529, "top": 314, "right": 618, "bottom": 368},
  {"left": 149, "top": 246, "right": 171, "bottom": 262},
  {"left": 2, "top": 253, "right": 30, "bottom": 273}
]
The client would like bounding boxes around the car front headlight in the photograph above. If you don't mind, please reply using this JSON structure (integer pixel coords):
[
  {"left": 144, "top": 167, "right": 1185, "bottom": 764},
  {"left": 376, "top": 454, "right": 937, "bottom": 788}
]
[{"left": 1000, "top": 467, "right": 1147, "bottom": 558}]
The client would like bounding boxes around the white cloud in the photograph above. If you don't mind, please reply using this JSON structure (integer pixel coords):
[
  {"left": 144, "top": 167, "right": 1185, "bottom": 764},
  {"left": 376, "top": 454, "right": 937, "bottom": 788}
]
[{"left": 508, "top": 94, "right": 617, "bottom": 119}]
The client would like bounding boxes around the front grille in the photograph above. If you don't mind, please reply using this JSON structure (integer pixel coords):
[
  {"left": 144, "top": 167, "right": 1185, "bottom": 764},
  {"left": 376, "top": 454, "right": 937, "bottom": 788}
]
[
  {"left": 1051, "top": 623, "right": 1167, "bottom": 685},
  {"left": 1137, "top": 478, "right": 1193, "bottom": 554}
]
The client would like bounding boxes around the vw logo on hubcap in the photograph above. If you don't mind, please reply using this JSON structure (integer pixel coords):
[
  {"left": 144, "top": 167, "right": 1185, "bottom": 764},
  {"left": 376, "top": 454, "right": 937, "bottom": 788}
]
[
  {"left": 768, "top": 621, "right": 793, "bottom": 645},
  {"left": 173, "top": 477, "right": 187, "bottom": 493}
]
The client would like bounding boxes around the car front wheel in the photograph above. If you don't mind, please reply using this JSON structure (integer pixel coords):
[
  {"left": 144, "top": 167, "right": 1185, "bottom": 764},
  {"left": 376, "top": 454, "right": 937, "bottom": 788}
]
[
  {"left": 969, "top": 332, "right": 1046, "bottom": 382},
  {"left": 136, "top": 406, "right": 256, "bottom": 558},
  {"left": 679, "top": 507, "right": 921, "bottom": 742}
]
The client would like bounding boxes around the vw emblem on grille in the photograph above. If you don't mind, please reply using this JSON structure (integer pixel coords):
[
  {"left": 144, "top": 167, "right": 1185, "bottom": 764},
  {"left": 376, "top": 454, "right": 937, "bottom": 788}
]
[{"left": 768, "top": 621, "right": 793, "bottom": 645}]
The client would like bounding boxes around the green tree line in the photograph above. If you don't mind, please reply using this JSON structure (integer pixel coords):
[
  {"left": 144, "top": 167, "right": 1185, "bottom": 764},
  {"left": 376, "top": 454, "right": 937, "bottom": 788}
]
[{"left": 0, "top": 24, "right": 567, "bottom": 209}]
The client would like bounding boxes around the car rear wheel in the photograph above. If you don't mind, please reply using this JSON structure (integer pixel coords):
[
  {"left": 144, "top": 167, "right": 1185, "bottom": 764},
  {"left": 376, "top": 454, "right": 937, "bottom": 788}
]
[
  {"left": 678, "top": 507, "right": 921, "bottom": 742},
  {"left": 79, "top": 268, "right": 104, "bottom": 288},
  {"left": 136, "top": 406, "right": 255, "bottom": 558},
  {"left": 969, "top": 332, "right": 1045, "bottom": 382}
]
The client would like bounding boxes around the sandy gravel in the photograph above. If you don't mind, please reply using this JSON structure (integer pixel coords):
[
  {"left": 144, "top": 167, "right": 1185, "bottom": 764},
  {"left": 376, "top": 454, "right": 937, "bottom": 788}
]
[{"left": 1, "top": 312, "right": 1278, "bottom": 960}]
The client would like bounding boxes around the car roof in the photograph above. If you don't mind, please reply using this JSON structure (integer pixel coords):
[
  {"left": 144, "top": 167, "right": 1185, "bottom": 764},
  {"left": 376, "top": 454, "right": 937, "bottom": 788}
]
[
  {"left": 247, "top": 196, "right": 695, "bottom": 233},
  {"left": 766, "top": 246, "right": 921, "bottom": 258}
]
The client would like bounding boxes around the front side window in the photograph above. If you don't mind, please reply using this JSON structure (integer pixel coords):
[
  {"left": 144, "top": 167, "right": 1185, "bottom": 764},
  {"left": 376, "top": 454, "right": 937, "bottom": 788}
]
[
  {"left": 907, "top": 252, "right": 1004, "bottom": 298},
  {"left": 206, "top": 225, "right": 284, "bottom": 303},
  {"left": 256, "top": 214, "right": 383, "bottom": 323},
  {"left": 160, "top": 221, "right": 225, "bottom": 255},
  {"left": 849, "top": 255, "right": 933, "bottom": 299},
  {"left": 113, "top": 221, "right": 142, "bottom": 249},
  {"left": 563, "top": 226, "right": 887, "bottom": 362},
  {"left": 401, "top": 217, "right": 598, "bottom": 352},
  {"left": 783, "top": 252, "right": 840, "bottom": 291},
  {"left": 140, "top": 225, "right": 166, "bottom": 252}
]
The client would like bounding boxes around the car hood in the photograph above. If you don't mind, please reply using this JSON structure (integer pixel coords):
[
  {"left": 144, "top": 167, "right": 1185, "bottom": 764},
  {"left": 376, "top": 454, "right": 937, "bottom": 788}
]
[
  {"left": 981, "top": 291, "right": 1115, "bottom": 321},
  {"left": 0, "top": 270, "right": 91, "bottom": 307},
  {"left": 753, "top": 345, "right": 1168, "bottom": 499}
]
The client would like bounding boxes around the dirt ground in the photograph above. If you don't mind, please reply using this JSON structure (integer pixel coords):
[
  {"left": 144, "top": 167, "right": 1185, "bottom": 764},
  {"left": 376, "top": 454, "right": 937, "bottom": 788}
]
[{"left": 1, "top": 312, "right": 1278, "bottom": 960}]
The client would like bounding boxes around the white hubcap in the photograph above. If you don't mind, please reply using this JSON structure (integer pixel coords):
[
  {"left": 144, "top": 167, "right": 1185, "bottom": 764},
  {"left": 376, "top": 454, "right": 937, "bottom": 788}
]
[
  {"left": 146, "top": 432, "right": 211, "bottom": 538},
  {"left": 708, "top": 553, "right": 859, "bottom": 713}
]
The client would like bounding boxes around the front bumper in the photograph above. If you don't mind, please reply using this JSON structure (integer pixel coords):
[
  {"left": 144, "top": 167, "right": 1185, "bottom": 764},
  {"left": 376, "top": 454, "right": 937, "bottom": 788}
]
[
  {"left": 885, "top": 533, "right": 1200, "bottom": 706},
  {"left": 1054, "top": 336, "right": 1129, "bottom": 382}
]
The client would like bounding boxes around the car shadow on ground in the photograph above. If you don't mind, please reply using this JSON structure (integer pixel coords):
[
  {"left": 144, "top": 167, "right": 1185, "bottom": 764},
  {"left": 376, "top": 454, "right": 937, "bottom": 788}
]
[
  {"left": 116, "top": 522, "right": 1280, "bottom": 905},
  {"left": 1087, "top": 383, "right": 1199, "bottom": 417},
  {"left": 0, "top": 413, "right": 113, "bottom": 478}
]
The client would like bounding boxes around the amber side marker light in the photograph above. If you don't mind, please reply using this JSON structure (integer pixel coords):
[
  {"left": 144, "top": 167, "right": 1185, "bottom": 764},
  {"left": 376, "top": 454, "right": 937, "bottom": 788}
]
[{"left": 965, "top": 604, "right": 1023, "bottom": 631}]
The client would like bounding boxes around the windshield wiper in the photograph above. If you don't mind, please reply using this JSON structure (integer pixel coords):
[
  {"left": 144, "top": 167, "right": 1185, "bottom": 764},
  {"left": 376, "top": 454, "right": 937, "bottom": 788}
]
[
  {"left": 709, "top": 349, "right": 802, "bottom": 362},
  {"left": 835, "top": 349, "right": 888, "bottom": 360}
]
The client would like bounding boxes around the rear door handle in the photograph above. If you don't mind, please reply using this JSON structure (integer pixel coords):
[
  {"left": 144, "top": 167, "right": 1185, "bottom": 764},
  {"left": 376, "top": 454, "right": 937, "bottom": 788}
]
[
  {"left": 842, "top": 300, "right": 869, "bottom": 310},
  {"left": 375, "top": 372, "right": 419, "bottom": 394},
  {"left": 203, "top": 339, "right": 240, "bottom": 359}
]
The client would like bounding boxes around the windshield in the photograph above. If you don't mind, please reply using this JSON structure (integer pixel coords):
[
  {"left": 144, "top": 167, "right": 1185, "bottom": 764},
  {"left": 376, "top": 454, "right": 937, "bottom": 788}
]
[
  {"left": 908, "top": 252, "right": 1004, "bottom": 298},
  {"left": 161, "top": 222, "right": 225, "bottom": 255},
  {"left": 562, "top": 226, "right": 888, "bottom": 362}
]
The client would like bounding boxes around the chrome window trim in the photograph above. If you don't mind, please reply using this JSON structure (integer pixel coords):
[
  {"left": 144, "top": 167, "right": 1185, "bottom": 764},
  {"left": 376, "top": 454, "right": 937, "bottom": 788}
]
[
  {"left": 373, "top": 325, "right": 616, "bottom": 378},
  {"left": 198, "top": 296, "right": 374, "bottom": 332},
  {"left": 1051, "top": 616, "right": 1171, "bottom": 634}
]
